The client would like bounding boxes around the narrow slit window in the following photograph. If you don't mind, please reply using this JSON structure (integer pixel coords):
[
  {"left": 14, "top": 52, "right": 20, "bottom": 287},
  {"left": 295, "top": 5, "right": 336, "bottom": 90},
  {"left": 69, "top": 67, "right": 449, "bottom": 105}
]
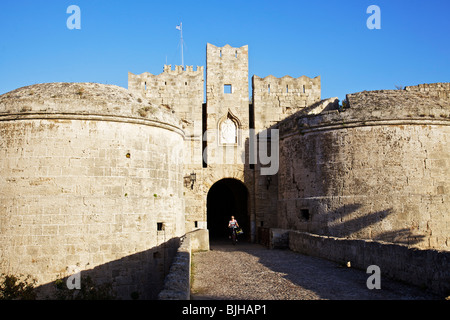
[
  {"left": 300, "top": 209, "right": 310, "bottom": 221},
  {"left": 268, "top": 84, "right": 270, "bottom": 93},
  {"left": 144, "top": 82, "right": 147, "bottom": 91},
  {"left": 202, "top": 103, "right": 207, "bottom": 168},
  {"left": 235, "top": 50, "right": 238, "bottom": 58},
  {"left": 157, "top": 222, "right": 164, "bottom": 231},
  {"left": 302, "top": 85, "right": 305, "bottom": 93},
  {"left": 224, "top": 84, "right": 232, "bottom": 94},
  {"left": 219, "top": 50, "right": 222, "bottom": 58},
  {"left": 286, "top": 85, "right": 289, "bottom": 93}
]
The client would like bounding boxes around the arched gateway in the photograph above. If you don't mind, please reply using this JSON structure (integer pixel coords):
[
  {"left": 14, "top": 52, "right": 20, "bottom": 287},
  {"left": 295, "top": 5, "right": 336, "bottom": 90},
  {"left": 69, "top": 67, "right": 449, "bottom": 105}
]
[{"left": 206, "top": 178, "right": 249, "bottom": 241}]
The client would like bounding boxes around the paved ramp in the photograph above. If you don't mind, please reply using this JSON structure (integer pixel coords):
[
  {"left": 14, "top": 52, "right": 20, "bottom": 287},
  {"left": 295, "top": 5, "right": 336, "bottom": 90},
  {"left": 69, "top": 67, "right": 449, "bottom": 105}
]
[{"left": 191, "top": 241, "right": 438, "bottom": 300}]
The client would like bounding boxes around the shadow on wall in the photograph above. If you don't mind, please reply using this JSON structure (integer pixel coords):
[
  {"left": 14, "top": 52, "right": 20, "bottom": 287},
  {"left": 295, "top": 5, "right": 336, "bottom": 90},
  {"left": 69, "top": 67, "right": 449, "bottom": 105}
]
[
  {"left": 34, "top": 237, "right": 180, "bottom": 300},
  {"left": 374, "top": 228, "right": 426, "bottom": 246},
  {"left": 324, "top": 204, "right": 391, "bottom": 236},
  {"left": 318, "top": 204, "right": 425, "bottom": 246}
]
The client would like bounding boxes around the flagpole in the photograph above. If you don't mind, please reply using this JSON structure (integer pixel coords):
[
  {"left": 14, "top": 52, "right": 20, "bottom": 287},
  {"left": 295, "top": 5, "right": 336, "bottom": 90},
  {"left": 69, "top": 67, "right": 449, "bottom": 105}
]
[
  {"left": 176, "top": 22, "right": 184, "bottom": 69},
  {"left": 180, "top": 23, "right": 184, "bottom": 68}
]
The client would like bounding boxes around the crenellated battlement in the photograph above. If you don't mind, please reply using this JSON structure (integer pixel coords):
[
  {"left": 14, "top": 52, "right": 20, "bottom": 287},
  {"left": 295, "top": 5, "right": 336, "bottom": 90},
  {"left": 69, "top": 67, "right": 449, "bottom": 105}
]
[
  {"left": 128, "top": 64, "right": 204, "bottom": 96},
  {"left": 162, "top": 64, "right": 204, "bottom": 74},
  {"left": 206, "top": 43, "right": 249, "bottom": 60},
  {"left": 128, "top": 65, "right": 204, "bottom": 136},
  {"left": 253, "top": 74, "right": 321, "bottom": 96},
  {"left": 206, "top": 43, "right": 249, "bottom": 107},
  {"left": 252, "top": 74, "right": 321, "bottom": 131},
  {"left": 1, "top": 40, "right": 449, "bottom": 304},
  {"left": 404, "top": 82, "right": 450, "bottom": 100}
]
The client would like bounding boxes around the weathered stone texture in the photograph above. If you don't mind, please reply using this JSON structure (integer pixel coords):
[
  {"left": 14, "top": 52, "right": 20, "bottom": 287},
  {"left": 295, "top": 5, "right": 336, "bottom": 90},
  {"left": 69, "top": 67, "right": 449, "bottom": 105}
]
[
  {"left": 158, "top": 229, "right": 209, "bottom": 300},
  {"left": 1, "top": 43, "right": 449, "bottom": 301},
  {"left": 251, "top": 74, "right": 321, "bottom": 231},
  {"left": 127, "top": 43, "right": 323, "bottom": 242},
  {"left": 289, "top": 231, "right": 450, "bottom": 296},
  {"left": 278, "top": 86, "right": 450, "bottom": 250},
  {"left": 206, "top": 43, "right": 250, "bottom": 148},
  {"left": 129, "top": 65, "right": 205, "bottom": 232},
  {"left": 128, "top": 65, "right": 204, "bottom": 137},
  {"left": 405, "top": 82, "right": 450, "bottom": 100},
  {"left": 0, "top": 83, "right": 185, "bottom": 299},
  {"left": 252, "top": 74, "right": 321, "bottom": 131}
]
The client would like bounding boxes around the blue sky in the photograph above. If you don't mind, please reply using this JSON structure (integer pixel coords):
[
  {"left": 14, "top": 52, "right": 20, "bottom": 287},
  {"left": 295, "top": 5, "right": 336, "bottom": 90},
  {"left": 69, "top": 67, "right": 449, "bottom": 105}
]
[{"left": 0, "top": 0, "right": 449, "bottom": 102}]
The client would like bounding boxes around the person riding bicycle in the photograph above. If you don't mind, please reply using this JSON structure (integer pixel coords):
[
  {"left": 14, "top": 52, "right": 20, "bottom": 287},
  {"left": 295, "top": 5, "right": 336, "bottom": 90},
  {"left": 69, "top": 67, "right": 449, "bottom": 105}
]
[{"left": 228, "top": 216, "right": 239, "bottom": 240}]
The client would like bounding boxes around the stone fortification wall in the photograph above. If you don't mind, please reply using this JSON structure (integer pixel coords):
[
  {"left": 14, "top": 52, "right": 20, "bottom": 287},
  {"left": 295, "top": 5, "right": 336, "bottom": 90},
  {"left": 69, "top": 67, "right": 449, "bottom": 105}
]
[
  {"left": 251, "top": 74, "right": 321, "bottom": 232},
  {"left": 252, "top": 74, "right": 321, "bottom": 131},
  {"left": 128, "top": 65, "right": 204, "bottom": 136},
  {"left": 205, "top": 43, "right": 250, "bottom": 146},
  {"left": 278, "top": 84, "right": 450, "bottom": 250},
  {"left": 0, "top": 83, "right": 185, "bottom": 299},
  {"left": 158, "top": 229, "right": 209, "bottom": 300},
  {"left": 129, "top": 65, "right": 205, "bottom": 233},
  {"left": 289, "top": 231, "right": 450, "bottom": 296},
  {"left": 196, "top": 43, "right": 253, "bottom": 237},
  {"left": 405, "top": 82, "right": 450, "bottom": 100}
]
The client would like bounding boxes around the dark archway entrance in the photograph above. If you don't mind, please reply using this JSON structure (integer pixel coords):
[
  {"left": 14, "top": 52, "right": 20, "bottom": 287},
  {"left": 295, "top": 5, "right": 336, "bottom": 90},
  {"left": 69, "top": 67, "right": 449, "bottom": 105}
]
[{"left": 207, "top": 178, "right": 249, "bottom": 241}]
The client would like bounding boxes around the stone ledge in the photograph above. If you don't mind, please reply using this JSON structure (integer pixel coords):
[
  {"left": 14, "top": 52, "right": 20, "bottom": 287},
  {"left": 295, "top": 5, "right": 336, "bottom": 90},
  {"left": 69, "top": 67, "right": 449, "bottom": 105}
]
[
  {"left": 0, "top": 82, "right": 182, "bottom": 129},
  {"left": 288, "top": 230, "right": 450, "bottom": 296},
  {"left": 269, "top": 228, "right": 290, "bottom": 249},
  {"left": 0, "top": 112, "right": 185, "bottom": 137},
  {"left": 157, "top": 229, "right": 209, "bottom": 300}
]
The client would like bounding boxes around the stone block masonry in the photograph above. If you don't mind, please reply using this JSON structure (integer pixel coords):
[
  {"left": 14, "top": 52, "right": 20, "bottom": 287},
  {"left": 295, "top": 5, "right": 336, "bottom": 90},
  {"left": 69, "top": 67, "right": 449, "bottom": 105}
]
[
  {"left": 1, "top": 41, "right": 449, "bottom": 301},
  {"left": 128, "top": 65, "right": 204, "bottom": 138},
  {"left": 252, "top": 74, "right": 321, "bottom": 131},
  {"left": 0, "top": 83, "right": 186, "bottom": 299},
  {"left": 405, "top": 82, "right": 450, "bottom": 100},
  {"left": 277, "top": 85, "right": 450, "bottom": 250},
  {"left": 158, "top": 229, "right": 209, "bottom": 300},
  {"left": 289, "top": 230, "right": 450, "bottom": 296}
]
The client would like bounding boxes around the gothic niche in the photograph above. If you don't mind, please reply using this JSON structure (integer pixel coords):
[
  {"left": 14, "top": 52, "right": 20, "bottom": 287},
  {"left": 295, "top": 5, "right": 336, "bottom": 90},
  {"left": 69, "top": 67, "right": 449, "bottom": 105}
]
[{"left": 219, "top": 111, "right": 239, "bottom": 145}]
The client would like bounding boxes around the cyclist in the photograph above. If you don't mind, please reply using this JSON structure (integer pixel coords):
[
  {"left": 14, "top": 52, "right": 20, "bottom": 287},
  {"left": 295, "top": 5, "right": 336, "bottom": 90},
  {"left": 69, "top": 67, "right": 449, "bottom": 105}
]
[{"left": 228, "top": 216, "right": 240, "bottom": 243}]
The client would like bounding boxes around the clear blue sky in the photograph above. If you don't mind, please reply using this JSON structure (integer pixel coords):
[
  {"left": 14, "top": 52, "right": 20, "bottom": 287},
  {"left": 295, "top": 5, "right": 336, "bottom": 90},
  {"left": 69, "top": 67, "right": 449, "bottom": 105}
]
[{"left": 1, "top": 0, "right": 449, "bottom": 102}]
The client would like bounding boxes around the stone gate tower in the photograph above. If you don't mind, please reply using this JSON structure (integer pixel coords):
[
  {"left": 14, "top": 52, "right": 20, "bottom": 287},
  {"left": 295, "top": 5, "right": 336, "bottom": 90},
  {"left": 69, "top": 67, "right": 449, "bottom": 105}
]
[
  {"left": 205, "top": 43, "right": 249, "bottom": 165},
  {"left": 128, "top": 42, "right": 322, "bottom": 242},
  {"left": 203, "top": 43, "right": 253, "bottom": 239}
]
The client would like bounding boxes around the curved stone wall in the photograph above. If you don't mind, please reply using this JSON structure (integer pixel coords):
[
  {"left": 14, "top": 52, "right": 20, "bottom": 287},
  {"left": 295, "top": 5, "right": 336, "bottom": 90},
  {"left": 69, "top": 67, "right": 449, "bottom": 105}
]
[
  {"left": 0, "top": 83, "right": 185, "bottom": 298},
  {"left": 278, "top": 86, "right": 450, "bottom": 250}
]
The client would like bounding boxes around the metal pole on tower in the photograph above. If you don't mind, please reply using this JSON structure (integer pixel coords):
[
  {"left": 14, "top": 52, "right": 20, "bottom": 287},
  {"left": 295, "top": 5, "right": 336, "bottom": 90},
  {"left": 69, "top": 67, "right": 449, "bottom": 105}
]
[
  {"left": 181, "top": 23, "right": 184, "bottom": 68},
  {"left": 176, "top": 22, "right": 184, "bottom": 68}
]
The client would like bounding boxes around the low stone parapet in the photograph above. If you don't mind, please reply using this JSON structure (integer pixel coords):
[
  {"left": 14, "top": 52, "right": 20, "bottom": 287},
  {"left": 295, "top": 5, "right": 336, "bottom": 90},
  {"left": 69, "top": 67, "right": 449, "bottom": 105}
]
[
  {"left": 269, "top": 228, "right": 290, "bottom": 249},
  {"left": 157, "top": 229, "right": 209, "bottom": 300},
  {"left": 289, "top": 230, "right": 450, "bottom": 296}
]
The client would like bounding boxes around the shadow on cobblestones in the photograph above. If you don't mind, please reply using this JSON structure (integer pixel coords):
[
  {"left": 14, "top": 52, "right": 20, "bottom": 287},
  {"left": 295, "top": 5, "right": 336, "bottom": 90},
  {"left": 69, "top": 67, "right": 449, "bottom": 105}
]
[{"left": 191, "top": 241, "right": 439, "bottom": 300}]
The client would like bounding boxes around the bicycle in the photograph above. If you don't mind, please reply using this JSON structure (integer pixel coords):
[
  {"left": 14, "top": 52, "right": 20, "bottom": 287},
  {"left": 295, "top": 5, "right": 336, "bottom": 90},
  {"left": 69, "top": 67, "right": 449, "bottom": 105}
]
[{"left": 230, "top": 227, "right": 238, "bottom": 245}]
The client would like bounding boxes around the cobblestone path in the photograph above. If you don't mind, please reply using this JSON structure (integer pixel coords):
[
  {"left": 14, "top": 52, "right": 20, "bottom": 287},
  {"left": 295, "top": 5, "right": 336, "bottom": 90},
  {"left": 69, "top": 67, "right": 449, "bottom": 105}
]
[{"left": 190, "top": 241, "right": 439, "bottom": 300}]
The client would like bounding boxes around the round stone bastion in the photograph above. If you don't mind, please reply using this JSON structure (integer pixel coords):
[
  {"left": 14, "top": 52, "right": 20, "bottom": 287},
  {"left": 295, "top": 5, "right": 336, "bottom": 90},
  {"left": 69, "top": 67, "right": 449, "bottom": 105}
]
[
  {"left": 0, "top": 82, "right": 185, "bottom": 299},
  {"left": 278, "top": 86, "right": 450, "bottom": 250}
]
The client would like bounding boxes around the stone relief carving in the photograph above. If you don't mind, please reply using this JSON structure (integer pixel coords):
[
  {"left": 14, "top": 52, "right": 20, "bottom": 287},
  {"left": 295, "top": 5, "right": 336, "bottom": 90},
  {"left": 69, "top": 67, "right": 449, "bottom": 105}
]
[{"left": 220, "top": 118, "right": 237, "bottom": 144}]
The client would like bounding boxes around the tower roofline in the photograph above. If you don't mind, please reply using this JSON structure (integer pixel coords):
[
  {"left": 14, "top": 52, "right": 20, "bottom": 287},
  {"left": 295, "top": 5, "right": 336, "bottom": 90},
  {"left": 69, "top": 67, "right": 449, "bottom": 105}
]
[
  {"left": 253, "top": 74, "right": 320, "bottom": 81},
  {"left": 207, "top": 43, "right": 248, "bottom": 50}
]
